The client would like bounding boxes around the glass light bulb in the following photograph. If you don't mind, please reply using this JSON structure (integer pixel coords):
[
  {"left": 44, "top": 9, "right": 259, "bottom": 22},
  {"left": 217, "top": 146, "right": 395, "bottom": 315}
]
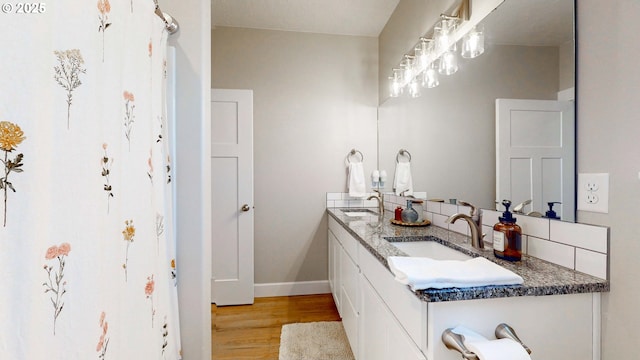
[
  {"left": 401, "top": 56, "right": 415, "bottom": 84},
  {"left": 434, "top": 19, "right": 456, "bottom": 53},
  {"left": 415, "top": 40, "right": 430, "bottom": 72},
  {"left": 408, "top": 77, "right": 421, "bottom": 98},
  {"left": 438, "top": 50, "right": 458, "bottom": 75},
  {"left": 462, "top": 25, "right": 485, "bottom": 59},
  {"left": 389, "top": 75, "right": 403, "bottom": 97},
  {"left": 422, "top": 66, "right": 439, "bottom": 88}
]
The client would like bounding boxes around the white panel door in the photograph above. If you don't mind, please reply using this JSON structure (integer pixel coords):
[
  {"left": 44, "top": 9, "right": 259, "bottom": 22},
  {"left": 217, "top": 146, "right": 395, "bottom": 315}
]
[
  {"left": 211, "top": 89, "right": 254, "bottom": 305},
  {"left": 496, "top": 99, "right": 575, "bottom": 222}
]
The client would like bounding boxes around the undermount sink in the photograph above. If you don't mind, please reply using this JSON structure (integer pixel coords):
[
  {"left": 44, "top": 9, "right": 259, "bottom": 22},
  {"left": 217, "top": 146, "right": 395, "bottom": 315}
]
[
  {"left": 341, "top": 209, "right": 378, "bottom": 217},
  {"left": 390, "top": 240, "right": 472, "bottom": 261}
]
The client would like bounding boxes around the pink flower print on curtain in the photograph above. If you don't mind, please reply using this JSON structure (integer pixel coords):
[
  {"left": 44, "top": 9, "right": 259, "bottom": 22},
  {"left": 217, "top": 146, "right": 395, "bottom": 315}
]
[
  {"left": 121, "top": 219, "right": 135, "bottom": 281},
  {"left": 145, "top": 275, "right": 156, "bottom": 328},
  {"left": 97, "top": 0, "right": 111, "bottom": 62},
  {"left": 96, "top": 311, "right": 109, "bottom": 359},
  {"left": 53, "top": 49, "right": 86, "bottom": 128},
  {"left": 43, "top": 243, "right": 71, "bottom": 335},
  {"left": 0, "top": 121, "right": 25, "bottom": 227},
  {"left": 123, "top": 91, "right": 135, "bottom": 151}
]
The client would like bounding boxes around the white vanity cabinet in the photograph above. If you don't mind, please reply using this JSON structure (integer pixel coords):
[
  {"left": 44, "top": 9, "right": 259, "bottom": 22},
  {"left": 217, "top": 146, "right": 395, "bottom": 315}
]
[
  {"left": 328, "top": 215, "right": 602, "bottom": 360},
  {"left": 360, "top": 272, "right": 427, "bottom": 360},
  {"left": 329, "top": 217, "right": 427, "bottom": 360},
  {"left": 328, "top": 217, "right": 360, "bottom": 358}
]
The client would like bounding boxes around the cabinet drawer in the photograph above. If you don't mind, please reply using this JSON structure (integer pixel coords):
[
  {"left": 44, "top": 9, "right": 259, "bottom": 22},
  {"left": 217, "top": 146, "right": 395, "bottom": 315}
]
[
  {"left": 359, "top": 246, "right": 427, "bottom": 353},
  {"left": 329, "top": 217, "right": 359, "bottom": 262},
  {"left": 341, "top": 246, "right": 359, "bottom": 314}
]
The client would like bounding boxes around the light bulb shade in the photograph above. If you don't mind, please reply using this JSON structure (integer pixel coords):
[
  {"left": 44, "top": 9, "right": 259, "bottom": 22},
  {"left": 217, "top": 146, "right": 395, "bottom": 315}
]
[
  {"left": 438, "top": 50, "right": 458, "bottom": 75},
  {"left": 461, "top": 25, "right": 485, "bottom": 59},
  {"left": 389, "top": 76, "right": 403, "bottom": 97},
  {"left": 414, "top": 42, "right": 428, "bottom": 72},
  {"left": 434, "top": 19, "right": 457, "bottom": 53},
  {"left": 401, "top": 56, "right": 415, "bottom": 84},
  {"left": 408, "top": 77, "right": 421, "bottom": 98},
  {"left": 422, "top": 66, "right": 439, "bottom": 88}
]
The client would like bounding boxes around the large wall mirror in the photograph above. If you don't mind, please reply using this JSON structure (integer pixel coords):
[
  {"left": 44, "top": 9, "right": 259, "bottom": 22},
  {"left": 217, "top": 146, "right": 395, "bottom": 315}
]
[{"left": 378, "top": 0, "right": 576, "bottom": 221}]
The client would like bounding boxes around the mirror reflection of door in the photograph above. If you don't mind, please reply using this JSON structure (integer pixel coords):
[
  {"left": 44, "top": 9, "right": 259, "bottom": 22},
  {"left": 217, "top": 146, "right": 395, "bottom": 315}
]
[{"left": 496, "top": 98, "right": 575, "bottom": 222}]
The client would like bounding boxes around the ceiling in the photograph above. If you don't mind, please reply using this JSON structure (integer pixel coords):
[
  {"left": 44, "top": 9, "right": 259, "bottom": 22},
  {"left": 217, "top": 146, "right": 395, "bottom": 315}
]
[
  {"left": 211, "top": 0, "right": 400, "bottom": 37},
  {"left": 212, "top": 0, "right": 574, "bottom": 45}
]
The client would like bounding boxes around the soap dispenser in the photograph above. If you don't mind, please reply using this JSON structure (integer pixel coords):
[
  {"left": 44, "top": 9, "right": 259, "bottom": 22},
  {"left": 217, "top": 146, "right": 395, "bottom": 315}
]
[
  {"left": 493, "top": 200, "right": 522, "bottom": 261},
  {"left": 544, "top": 202, "right": 561, "bottom": 220}
]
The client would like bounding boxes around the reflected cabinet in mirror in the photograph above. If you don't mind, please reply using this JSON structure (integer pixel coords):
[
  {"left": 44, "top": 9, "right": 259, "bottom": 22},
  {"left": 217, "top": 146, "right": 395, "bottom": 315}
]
[{"left": 378, "top": 0, "right": 576, "bottom": 221}]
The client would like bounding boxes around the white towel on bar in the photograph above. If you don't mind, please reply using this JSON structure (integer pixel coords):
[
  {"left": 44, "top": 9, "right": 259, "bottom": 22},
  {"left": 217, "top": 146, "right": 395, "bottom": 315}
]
[
  {"left": 450, "top": 326, "right": 531, "bottom": 360},
  {"left": 348, "top": 162, "right": 366, "bottom": 198},
  {"left": 393, "top": 161, "right": 413, "bottom": 196},
  {"left": 387, "top": 256, "right": 523, "bottom": 291}
]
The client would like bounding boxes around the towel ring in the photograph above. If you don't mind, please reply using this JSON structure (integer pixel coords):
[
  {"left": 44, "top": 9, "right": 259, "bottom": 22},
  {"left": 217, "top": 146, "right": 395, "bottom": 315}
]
[
  {"left": 396, "top": 149, "right": 412, "bottom": 163},
  {"left": 347, "top": 149, "right": 364, "bottom": 164}
]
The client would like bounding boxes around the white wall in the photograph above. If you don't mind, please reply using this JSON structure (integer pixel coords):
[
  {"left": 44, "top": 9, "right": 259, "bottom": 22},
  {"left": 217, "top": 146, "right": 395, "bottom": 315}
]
[
  {"left": 159, "top": 0, "right": 211, "bottom": 358},
  {"left": 212, "top": 27, "right": 378, "bottom": 285},
  {"left": 577, "top": 1, "right": 640, "bottom": 358}
]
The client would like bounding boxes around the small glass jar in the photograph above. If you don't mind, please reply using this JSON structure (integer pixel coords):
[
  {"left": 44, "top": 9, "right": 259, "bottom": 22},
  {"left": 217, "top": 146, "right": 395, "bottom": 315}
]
[
  {"left": 411, "top": 200, "right": 424, "bottom": 222},
  {"left": 401, "top": 200, "right": 419, "bottom": 223}
]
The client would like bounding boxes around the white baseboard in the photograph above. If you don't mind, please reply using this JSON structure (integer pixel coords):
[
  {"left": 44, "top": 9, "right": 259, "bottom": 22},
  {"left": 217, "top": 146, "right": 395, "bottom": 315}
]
[{"left": 254, "top": 280, "right": 330, "bottom": 298}]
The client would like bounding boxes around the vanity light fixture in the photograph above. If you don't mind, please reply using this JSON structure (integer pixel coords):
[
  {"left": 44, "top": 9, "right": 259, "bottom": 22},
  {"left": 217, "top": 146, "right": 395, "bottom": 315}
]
[{"left": 388, "top": 0, "right": 487, "bottom": 98}]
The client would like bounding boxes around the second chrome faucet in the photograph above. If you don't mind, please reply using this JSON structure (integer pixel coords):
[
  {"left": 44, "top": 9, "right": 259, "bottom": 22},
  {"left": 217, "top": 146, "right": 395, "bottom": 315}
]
[{"left": 446, "top": 201, "right": 484, "bottom": 249}]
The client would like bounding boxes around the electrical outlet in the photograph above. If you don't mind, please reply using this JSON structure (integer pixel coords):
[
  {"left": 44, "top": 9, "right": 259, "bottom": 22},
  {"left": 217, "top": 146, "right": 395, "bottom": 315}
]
[
  {"left": 585, "top": 182, "right": 599, "bottom": 191},
  {"left": 586, "top": 193, "right": 599, "bottom": 204},
  {"left": 577, "top": 173, "right": 609, "bottom": 213}
]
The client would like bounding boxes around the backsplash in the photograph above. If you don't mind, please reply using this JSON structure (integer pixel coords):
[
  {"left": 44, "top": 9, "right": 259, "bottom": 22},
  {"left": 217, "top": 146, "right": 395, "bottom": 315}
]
[{"left": 326, "top": 192, "right": 609, "bottom": 280}]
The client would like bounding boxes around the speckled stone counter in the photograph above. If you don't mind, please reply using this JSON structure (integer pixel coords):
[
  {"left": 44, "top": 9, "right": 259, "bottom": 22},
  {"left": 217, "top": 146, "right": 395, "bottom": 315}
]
[{"left": 327, "top": 208, "right": 610, "bottom": 302}]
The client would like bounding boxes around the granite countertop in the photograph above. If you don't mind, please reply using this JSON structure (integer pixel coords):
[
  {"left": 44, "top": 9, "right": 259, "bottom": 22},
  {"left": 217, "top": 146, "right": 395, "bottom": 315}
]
[{"left": 327, "top": 208, "right": 610, "bottom": 302}]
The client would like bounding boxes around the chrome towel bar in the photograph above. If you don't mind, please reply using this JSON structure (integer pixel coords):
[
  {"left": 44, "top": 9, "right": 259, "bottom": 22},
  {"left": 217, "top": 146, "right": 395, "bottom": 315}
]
[
  {"left": 347, "top": 149, "right": 364, "bottom": 163},
  {"left": 396, "top": 148, "right": 411, "bottom": 163}
]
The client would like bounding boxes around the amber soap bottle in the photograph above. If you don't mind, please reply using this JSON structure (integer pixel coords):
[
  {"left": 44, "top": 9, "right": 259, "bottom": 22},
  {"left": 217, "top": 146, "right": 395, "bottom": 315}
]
[{"left": 493, "top": 200, "right": 522, "bottom": 261}]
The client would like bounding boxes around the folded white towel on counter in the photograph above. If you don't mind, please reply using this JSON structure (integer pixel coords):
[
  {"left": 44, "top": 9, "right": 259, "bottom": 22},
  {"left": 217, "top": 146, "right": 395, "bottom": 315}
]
[
  {"left": 450, "top": 326, "right": 531, "bottom": 360},
  {"left": 393, "top": 161, "right": 413, "bottom": 196},
  {"left": 387, "top": 256, "right": 523, "bottom": 291},
  {"left": 348, "top": 162, "right": 366, "bottom": 198}
]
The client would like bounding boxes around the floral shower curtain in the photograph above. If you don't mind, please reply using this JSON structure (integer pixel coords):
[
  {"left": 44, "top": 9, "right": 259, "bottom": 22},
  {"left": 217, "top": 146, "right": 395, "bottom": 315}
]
[{"left": 0, "top": 1, "right": 181, "bottom": 359}]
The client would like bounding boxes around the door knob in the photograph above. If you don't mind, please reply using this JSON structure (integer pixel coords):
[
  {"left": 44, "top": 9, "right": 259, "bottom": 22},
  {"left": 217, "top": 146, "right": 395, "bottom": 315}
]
[{"left": 241, "top": 204, "right": 251, "bottom": 212}]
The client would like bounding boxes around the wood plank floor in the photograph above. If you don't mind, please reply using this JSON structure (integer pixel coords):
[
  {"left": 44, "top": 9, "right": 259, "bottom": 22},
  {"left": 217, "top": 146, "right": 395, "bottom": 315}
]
[{"left": 212, "top": 294, "right": 341, "bottom": 359}]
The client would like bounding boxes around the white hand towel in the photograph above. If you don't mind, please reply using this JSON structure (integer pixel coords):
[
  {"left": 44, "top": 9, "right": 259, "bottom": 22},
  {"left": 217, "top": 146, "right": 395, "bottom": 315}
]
[
  {"left": 451, "top": 326, "right": 531, "bottom": 360},
  {"left": 348, "top": 162, "right": 366, "bottom": 198},
  {"left": 466, "top": 338, "right": 531, "bottom": 360},
  {"left": 393, "top": 161, "right": 413, "bottom": 196},
  {"left": 387, "top": 256, "right": 523, "bottom": 291}
]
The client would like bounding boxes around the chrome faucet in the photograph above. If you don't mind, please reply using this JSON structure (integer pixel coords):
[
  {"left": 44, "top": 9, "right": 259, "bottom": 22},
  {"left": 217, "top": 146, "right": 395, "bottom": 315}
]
[
  {"left": 367, "top": 190, "right": 385, "bottom": 216},
  {"left": 446, "top": 201, "right": 484, "bottom": 249},
  {"left": 513, "top": 199, "right": 532, "bottom": 214}
]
